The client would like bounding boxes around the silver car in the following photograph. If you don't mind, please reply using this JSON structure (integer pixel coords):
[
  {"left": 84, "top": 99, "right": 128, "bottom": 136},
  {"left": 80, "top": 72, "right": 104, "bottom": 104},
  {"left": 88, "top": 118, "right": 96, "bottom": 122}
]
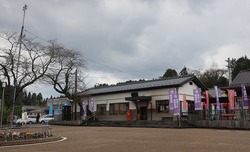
[
  {"left": 39, "top": 115, "right": 54, "bottom": 123},
  {"left": 16, "top": 115, "right": 37, "bottom": 124}
]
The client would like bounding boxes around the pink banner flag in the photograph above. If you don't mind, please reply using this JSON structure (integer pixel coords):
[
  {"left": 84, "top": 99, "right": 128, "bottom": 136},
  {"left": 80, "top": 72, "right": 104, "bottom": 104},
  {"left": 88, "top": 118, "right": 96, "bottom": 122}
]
[
  {"left": 183, "top": 94, "right": 187, "bottom": 110},
  {"left": 205, "top": 90, "right": 209, "bottom": 108},
  {"left": 228, "top": 89, "right": 235, "bottom": 110}
]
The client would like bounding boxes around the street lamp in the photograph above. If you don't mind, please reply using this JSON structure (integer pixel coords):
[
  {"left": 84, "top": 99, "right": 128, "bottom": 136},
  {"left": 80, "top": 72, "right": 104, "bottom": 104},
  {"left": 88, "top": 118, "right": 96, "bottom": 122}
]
[{"left": 0, "top": 82, "right": 6, "bottom": 127}]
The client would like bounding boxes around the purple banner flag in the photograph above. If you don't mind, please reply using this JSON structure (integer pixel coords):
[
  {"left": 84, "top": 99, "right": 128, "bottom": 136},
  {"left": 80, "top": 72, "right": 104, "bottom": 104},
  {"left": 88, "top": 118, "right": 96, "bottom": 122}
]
[
  {"left": 193, "top": 88, "right": 202, "bottom": 110},
  {"left": 169, "top": 88, "right": 177, "bottom": 110},
  {"left": 82, "top": 101, "right": 87, "bottom": 116},
  {"left": 173, "top": 93, "right": 180, "bottom": 116},
  {"left": 214, "top": 86, "right": 220, "bottom": 110},
  {"left": 90, "top": 97, "right": 95, "bottom": 112},
  {"left": 241, "top": 84, "right": 249, "bottom": 109}
]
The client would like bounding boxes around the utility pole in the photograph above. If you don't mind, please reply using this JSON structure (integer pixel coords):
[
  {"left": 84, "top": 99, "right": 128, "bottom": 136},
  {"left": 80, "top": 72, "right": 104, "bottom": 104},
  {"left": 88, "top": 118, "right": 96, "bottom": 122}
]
[
  {"left": 0, "top": 82, "right": 6, "bottom": 127},
  {"left": 74, "top": 69, "right": 77, "bottom": 120},
  {"left": 225, "top": 58, "right": 232, "bottom": 85},
  {"left": 12, "top": 4, "right": 27, "bottom": 127},
  {"left": 226, "top": 58, "right": 236, "bottom": 86}
]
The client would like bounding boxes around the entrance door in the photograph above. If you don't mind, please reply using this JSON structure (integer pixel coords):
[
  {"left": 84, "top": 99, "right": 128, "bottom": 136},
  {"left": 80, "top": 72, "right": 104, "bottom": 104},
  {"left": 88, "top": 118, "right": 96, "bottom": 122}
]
[
  {"left": 139, "top": 107, "right": 147, "bottom": 120},
  {"left": 136, "top": 101, "right": 148, "bottom": 120},
  {"left": 62, "top": 106, "right": 71, "bottom": 120}
]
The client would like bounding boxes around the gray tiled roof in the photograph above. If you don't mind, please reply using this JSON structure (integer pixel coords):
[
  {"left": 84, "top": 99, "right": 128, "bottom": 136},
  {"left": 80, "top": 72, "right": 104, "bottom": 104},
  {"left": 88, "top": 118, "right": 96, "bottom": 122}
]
[
  {"left": 230, "top": 69, "right": 250, "bottom": 87},
  {"left": 208, "top": 88, "right": 223, "bottom": 98},
  {"left": 83, "top": 75, "right": 200, "bottom": 95}
]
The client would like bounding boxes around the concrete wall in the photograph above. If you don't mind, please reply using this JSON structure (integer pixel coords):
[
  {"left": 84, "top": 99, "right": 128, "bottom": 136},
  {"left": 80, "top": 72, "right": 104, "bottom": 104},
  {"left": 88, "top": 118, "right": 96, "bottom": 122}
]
[{"left": 194, "top": 120, "right": 250, "bottom": 129}]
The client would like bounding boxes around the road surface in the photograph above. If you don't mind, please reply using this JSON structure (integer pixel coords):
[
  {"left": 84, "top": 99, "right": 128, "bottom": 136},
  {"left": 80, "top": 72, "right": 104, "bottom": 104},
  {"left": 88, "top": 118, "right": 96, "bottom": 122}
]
[{"left": 1, "top": 125, "right": 250, "bottom": 152}]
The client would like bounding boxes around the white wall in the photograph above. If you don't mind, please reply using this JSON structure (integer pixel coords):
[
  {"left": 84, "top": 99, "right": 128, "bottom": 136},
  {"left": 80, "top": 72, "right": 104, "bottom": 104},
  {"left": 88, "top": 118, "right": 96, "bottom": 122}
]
[
  {"left": 81, "top": 85, "right": 194, "bottom": 111},
  {"left": 178, "top": 81, "right": 199, "bottom": 101}
]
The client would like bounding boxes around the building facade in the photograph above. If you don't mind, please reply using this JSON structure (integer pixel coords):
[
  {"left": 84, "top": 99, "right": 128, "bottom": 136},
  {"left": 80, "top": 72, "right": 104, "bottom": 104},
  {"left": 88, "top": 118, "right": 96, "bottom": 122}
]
[
  {"left": 46, "top": 98, "right": 72, "bottom": 120},
  {"left": 80, "top": 75, "right": 207, "bottom": 121}
]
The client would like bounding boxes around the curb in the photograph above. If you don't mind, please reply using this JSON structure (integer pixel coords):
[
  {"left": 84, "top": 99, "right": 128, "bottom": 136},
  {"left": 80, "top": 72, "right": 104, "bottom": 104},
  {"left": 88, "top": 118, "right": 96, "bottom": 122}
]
[{"left": 0, "top": 136, "right": 63, "bottom": 147}]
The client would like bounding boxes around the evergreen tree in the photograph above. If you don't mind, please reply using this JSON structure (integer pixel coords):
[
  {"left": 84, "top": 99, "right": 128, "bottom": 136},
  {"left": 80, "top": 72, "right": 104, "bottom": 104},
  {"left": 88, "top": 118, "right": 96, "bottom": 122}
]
[
  {"left": 231, "top": 56, "right": 250, "bottom": 80},
  {"left": 37, "top": 93, "right": 43, "bottom": 106},
  {"left": 162, "top": 68, "right": 178, "bottom": 78},
  {"left": 179, "top": 66, "right": 188, "bottom": 76},
  {"left": 198, "top": 68, "right": 228, "bottom": 88},
  {"left": 27, "top": 92, "right": 32, "bottom": 105},
  {"left": 23, "top": 91, "right": 29, "bottom": 105},
  {"left": 31, "top": 93, "right": 37, "bottom": 106}
]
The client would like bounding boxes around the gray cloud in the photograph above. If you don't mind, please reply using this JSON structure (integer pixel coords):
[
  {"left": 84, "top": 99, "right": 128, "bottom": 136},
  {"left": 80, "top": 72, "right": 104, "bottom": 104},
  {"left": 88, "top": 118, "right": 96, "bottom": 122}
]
[{"left": 1, "top": 0, "right": 250, "bottom": 97}]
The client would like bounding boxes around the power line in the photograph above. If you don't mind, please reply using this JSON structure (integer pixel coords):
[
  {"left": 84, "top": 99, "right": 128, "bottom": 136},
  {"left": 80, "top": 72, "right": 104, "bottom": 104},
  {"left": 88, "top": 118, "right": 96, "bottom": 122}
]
[
  {"left": 24, "top": 29, "right": 217, "bottom": 79},
  {"left": 24, "top": 30, "right": 141, "bottom": 78},
  {"left": 25, "top": 29, "right": 49, "bottom": 43},
  {"left": 83, "top": 56, "right": 141, "bottom": 78}
]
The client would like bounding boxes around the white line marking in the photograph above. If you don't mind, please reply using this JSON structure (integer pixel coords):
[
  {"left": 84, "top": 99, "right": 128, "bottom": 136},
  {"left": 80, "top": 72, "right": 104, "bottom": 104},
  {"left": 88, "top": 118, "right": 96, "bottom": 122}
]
[{"left": 0, "top": 137, "right": 67, "bottom": 148}]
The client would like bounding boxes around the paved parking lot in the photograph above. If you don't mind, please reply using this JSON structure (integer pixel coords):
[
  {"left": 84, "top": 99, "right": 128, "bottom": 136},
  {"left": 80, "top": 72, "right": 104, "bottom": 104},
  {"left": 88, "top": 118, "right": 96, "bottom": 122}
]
[{"left": 1, "top": 125, "right": 250, "bottom": 152}]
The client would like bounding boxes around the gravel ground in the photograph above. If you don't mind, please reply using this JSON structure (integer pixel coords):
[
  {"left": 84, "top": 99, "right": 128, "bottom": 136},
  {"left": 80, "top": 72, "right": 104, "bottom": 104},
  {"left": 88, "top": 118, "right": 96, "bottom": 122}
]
[{"left": 1, "top": 125, "right": 250, "bottom": 152}]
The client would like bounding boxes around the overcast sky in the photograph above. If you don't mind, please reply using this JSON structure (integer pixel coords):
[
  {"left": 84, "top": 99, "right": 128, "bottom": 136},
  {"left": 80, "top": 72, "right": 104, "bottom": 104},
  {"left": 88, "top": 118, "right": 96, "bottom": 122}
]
[{"left": 1, "top": 0, "right": 250, "bottom": 98}]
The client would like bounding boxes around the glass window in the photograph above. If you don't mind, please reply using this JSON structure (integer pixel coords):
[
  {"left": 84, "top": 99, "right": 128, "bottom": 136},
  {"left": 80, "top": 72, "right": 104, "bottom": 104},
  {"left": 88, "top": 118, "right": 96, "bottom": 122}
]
[
  {"left": 156, "top": 100, "right": 169, "bottom": 113},
  {"left": 109, "top": 104, "right": 115, "bottom": 115},
  {"left": 97, "top": 104, "right": 106, "bottom": 115},
  {"left": 119, "top": 103, "right": 128, "bottom": 114},
  {"left": 109, "top": 103, "right": 129, "bottom": 115},
  {"left": 188, "top": 102, "right": 197, "bottom": 114}
]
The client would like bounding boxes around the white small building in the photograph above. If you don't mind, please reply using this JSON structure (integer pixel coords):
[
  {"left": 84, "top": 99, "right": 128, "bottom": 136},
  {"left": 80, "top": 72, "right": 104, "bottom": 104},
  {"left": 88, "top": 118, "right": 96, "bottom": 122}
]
[
  {"left": 21, "top": 106, "right": 46, "bottom": 116},
  {"left": 79, "top": 75, "right": 207, "bottom": 121},
  {"left": 46, "top": 98, "right": 72, "bottom": 120}
]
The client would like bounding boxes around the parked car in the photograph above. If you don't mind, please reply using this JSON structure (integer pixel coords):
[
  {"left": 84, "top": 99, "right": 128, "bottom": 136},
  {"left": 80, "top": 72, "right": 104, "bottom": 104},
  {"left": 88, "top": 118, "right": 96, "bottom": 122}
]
[
  {"left": 13, "top": 115, "right": 21, "bottom": 124},
  {"left": 39, "top": 115, "right": 54, "bottom": 124},
  {"left": 16, "top": 115, "right": 37, "bottom": 124}
]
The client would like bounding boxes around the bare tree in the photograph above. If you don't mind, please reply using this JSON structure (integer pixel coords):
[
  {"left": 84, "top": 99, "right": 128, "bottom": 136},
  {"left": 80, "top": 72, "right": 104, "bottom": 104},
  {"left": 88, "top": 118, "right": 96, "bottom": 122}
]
[
  {"left": 45, "top": 41, "right": 86, "bottom": 100},
  {"left": 0, "top": 32, "right": 86, "bottom": 106},
  {"left": 0, "top": 32, "right": 55, "bottom": 101},
  {"left": 188, "top": 65, "right": 228, "bottom": 88}
]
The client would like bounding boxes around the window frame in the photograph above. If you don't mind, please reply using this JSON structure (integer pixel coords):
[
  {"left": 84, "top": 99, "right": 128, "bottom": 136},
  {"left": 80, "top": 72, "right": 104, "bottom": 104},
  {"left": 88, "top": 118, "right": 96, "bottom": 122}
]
[
  {"left": 109, "top": 103, "right": 129, "bottom": 115},
  {"left": 156, "top": 100, "right": 169, "bottom": 113},
  {"left": 97, "top": 104, "right": 107, "bottom": 115}
]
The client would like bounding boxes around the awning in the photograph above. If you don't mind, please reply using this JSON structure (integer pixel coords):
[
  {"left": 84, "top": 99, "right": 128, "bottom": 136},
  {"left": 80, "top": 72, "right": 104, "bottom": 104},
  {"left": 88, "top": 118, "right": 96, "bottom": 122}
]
[{"left": 125, "top": 96, "right": 152, "bottom": 102}]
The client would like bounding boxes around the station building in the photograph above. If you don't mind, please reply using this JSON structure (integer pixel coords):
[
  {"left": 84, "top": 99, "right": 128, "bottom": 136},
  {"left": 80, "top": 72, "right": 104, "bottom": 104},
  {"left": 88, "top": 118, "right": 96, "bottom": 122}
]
[{"left": 80, "top": 75, "right": 207, "bottom": 121}]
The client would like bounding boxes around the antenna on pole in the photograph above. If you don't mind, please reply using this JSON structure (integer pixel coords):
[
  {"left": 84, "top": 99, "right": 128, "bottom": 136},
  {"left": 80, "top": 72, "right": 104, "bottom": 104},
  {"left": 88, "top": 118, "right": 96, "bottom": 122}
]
[{"left": 11, "top": 4, "right": 28, "bottom": 127}]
